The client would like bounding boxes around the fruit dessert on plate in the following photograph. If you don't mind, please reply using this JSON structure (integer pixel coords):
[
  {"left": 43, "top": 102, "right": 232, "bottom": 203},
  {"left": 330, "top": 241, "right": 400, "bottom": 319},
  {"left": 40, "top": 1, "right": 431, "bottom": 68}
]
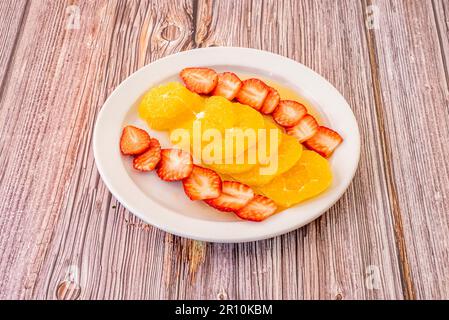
[{"left": 119, "top": 67, "right": 343, "bottom": 221}]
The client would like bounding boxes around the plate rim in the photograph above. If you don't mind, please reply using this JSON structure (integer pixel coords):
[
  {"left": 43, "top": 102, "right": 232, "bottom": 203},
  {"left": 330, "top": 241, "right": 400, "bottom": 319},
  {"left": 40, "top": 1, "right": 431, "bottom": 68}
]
[{"left": 93, "top": 47, "right": 361, "bottom": 243}]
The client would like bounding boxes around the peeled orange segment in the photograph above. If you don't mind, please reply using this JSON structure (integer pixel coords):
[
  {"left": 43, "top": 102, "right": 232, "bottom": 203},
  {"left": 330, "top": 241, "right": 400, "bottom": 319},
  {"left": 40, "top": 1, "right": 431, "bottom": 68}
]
[
  {"left": 206, "top": 162, "right": 256, "bottom": 175},
  {"left": 231, "top": 132, "right": 302, "bottom": 186},
  {"left": 206, "top": 145, "right": 257, "bottom": 174},
  {"left": 207, "top": 116, "right": 276, "bottom": 176},
  {"left": 230, "top": 167, "right": 274, "bottom": 186},
  {"left": 258, "top": 150, "right": 332, "bottom": 207},
  {"left": 170, "top": 96, "right": 267, "bottom": 169},
  {"left": 257, "top": 117, "right": 283, "bottom": 160},
  {"left": 228, "top": 118, "right": 283, "bottom": 185},
  {"left": 196, "top": 97, "right": 236, "bottom": 163},
  {"left": 169, "top": 96, "right": 235, "bottom": 156},
  {"left": 138, "top": 82, "right": 204, "bottom": 130},
  {"left": 193, "top": 97, "right": 236, "bottom": 163},
  {"left": 219, "top": 102, "right": 265, "bottom": 158},
  {"left": 169, "top": 119, "right": 225, "bottom": 163},
  {"left": 201, "top": 96, "right": 236, "bottom": 132},
  {"left": 232, "top": 102, "right": 265, "bottom": 132},
  {"left": 220, "top": 116, "right": 282, "bottom": 166},
  {"left": 171, "top": 96, "right": 234, "bottom": 139},
  {"left": 276, "top": 134, "right": 303, "bottom": 174}
]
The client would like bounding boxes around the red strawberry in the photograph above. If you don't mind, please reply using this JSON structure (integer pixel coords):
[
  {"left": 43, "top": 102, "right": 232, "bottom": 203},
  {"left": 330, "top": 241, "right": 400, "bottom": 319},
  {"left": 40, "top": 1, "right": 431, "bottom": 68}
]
[
  {"left": 272, "top": 100, "right": 307, "bottom": 127},
  {"left": 205, "top": 181, "right": 254, "bottom": 212},
  {"left": 182, "top": 166, "right": 222, "bottom": 200},
  {"left": 120, "top": 125, "right": 152, "bottom": 155},
  {"left": 156, "top": 149, "right": 193, "bottom": 181},
  {"left": 133, "top": 138, "right": 161, "bottom": 171},
  {"left": 303, "top": 126, "right": 343, "bottom": 158},
  {"left": 212, "top": 72, "right": 242, "bottom": 100},
  {"left": 235, "top": 195, "right": 277, "bottom": 222},
  {"left": 285, "top": 114, "right": 319, "bottom": 143},
  {"left": 235, "top": 78, "right": 269, "bottom": 110},
  {"left": 180, "top": 67, "right": 218, "bottom": 94},
  {"left": 260, "top": 87, "right": 280, "bottom": 114}
]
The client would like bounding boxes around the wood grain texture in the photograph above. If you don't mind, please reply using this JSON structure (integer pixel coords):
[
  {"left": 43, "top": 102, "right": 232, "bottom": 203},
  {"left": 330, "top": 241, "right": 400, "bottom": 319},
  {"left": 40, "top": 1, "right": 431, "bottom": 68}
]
[
  {"left": 363, "top": 0, "right": 416, "bottom": 299},
  {"left": 0, "top": 0, "right": 116, "bottom": 299},
  {"left": 366, "top": 0, "right": 449, "bottom": 299},
  {"left": 0, "top": 0, "right": 196, "bottom": 299},
  {"left": 190, "top": 0, "right": 405, "bottom": 299},
  {"left": 0, "top": 1, "right": 28, "bottom": 90},
  {"left": 0, "top": 0, "right": 448, "bottom": 300},
  {"left": 433, "top": 0, "right": 449, "bottom": 83}
]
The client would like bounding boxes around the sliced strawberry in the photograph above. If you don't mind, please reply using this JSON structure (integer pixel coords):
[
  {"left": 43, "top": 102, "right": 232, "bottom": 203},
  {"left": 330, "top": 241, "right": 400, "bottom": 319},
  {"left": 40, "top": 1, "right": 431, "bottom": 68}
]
[
  {"left": 272, "top": 100, "right": 307, "bottom": 127},
  {"left": 156, "top": 149, "right": 193, "bottom": 181},
  {"left": 235, "top": 78, "right": 269, "bottom": 110},
  {"left": 120, "top": 125, "right": 152, "bottom": 155},
  {"left": 133, "top": 138, "right": 161, "bottom": 171},
  {"left": 180, "top": 67, "right": 218, "bottom": 94},
  {"left": 260, "top": 87, "right": 280, "bottom": 114},
  {"left": 285, "top": 114, "right": 319, "bottom": 143},
  {"left": 303, "top": 126, "right": 343, "bottom": 158},
  {"left": 204, "top": 181, "right": 254, "bottom": 212},
  {"left": 235, "top": 195, "right": 277, "bottom": 222},
  {"left": 182, "top": 166, "right": 222, "bottom": 200},
  {"left": 212, "top": 72, "right": 242, "bottom": 100}
]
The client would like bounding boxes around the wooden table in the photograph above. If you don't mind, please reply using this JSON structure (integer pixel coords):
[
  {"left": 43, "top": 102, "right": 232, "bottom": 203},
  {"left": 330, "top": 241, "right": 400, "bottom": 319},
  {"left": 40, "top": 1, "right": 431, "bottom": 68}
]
[{"left": 0, "top": 0, "right": 448, "bottom": 300}]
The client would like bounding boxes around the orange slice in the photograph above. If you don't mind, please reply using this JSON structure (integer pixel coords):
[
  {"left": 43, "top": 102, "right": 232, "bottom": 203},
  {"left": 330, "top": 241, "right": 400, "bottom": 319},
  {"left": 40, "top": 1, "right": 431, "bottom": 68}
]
[
  {"left": 231, "top": 133, "right": 302, "bottom": 186},
  {"left": 138, "top": 82, "right": 203, "bottom": 130},
  {"left": 258, "top": 150, "right": 332, "bottom": 207}
]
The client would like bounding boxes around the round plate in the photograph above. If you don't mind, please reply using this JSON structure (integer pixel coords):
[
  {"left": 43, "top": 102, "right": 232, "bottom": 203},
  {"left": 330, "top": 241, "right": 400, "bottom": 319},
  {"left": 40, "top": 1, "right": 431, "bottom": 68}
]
[{"left": 93, "top": 47, "right": 360, "bottom": 243}]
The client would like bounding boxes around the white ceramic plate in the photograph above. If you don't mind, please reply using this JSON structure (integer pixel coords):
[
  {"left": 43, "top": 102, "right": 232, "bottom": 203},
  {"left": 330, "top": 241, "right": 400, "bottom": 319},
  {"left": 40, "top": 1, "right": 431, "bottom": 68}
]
[{"left": 93, "top": 47, "right": 360, "bottom": 243}]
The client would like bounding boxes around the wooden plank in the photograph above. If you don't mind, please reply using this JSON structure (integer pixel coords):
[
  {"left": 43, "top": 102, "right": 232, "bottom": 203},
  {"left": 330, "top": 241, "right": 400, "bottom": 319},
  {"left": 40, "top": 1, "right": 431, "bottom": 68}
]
[
  {"left": 7, "top": 0, "right": 445, "bottom": 300},
  {"left": 0, "top": 1, "right": 28, "bottom": 90},
  {"left": 183, "top": 0, "right": 404, "bottom": 299},
  {"left": 0, "top": 0, "right": 117, "bottom": 299},
  {"left": 365, "top": 0, "right": 449, "bottom": 299},
  {"left": 0, "top": 0, "right": 197, "bottom": 299},
  {"left": 0, "top": 0, "right": 406, "bottom": 300}
]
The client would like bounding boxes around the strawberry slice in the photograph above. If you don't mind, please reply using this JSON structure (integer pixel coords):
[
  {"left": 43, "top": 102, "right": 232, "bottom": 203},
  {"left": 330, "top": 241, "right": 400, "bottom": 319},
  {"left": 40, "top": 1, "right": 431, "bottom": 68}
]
[
  {"left": 303, "top": 126, "right": 343, "bottom": 158},
  {"left": 182, "top": 166, "right": 222, "bottom": 200},
  {"left": 156, "top": 149, "right": 193, "bottom": 181},
  {"left": 260, "top": 87, "right": 280, "bottom": 114},
  {"left": 133, "top": 138, "right": 161, "bottom": 171},
  {"left": 285, "top": 114, "right": 319, "bottom": 143},
  {"left": 180, "top": 67, "right": 218, "bottom": 94},
  {"left": 235, "top": 78, "right": 269, "bottom": 110},
  {"left": 204, "top": 181, "right": 254, "bottom": 212},
  {"left": 235, "top": 195, "right": 277, "bottom": 222},
  {"left": 120, "top": 125, "right": 152, "bottom": 155},
  {"left": 272, "top": 100, "right": 307, "bottom": 127},
  {"left": 212, "top": 72, "right": 242, "bottom": 100}
]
